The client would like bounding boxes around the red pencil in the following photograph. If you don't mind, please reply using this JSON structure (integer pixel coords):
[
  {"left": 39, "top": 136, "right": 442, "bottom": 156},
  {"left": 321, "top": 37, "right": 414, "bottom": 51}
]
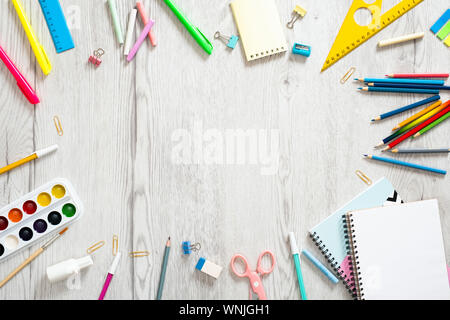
[
  {"left": 386, "top": 73, "right": 449, "bottom": 79},
  {"left": 382, "top": 101, "right": 450, "bottom": 151}
]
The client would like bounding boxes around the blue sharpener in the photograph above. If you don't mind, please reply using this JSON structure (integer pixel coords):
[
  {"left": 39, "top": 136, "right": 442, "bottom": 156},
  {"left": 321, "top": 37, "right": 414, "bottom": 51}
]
[{"left": 292, "top": 43, "right": 311, "bottom": 57}]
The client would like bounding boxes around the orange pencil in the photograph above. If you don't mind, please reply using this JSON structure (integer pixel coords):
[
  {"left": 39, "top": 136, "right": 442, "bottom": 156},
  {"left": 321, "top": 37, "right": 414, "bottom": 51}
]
[{"left": 392, "top": 100, "right": 442, "bottom": 131}]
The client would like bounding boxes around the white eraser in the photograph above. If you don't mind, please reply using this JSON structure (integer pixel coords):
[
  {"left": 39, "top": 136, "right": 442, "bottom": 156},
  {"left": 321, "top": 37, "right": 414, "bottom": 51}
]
[{"left": 196, "top": 257, "right": 223, "bottom": 279}]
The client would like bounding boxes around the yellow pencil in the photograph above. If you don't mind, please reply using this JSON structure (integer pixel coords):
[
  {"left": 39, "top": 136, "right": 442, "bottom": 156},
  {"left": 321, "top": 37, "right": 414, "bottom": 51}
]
[
  {"left": 0, "top": 145, "right": 58, "bottom": 175},
  {"left": 392, "top": 100, "right": 442, "bottom": 131}
]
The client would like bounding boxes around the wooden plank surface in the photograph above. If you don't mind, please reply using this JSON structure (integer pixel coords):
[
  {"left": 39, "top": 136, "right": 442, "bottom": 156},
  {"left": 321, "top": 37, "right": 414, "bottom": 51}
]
[{"left": 0, "top": 0, "right": 448, "bottom": 300}]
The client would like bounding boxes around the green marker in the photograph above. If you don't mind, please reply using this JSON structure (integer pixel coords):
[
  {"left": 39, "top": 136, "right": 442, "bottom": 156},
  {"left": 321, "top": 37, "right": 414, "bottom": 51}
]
[
  {"left": 288, "top": 232, "right": 307, "bottom": 300},
  {"left": 162, "top": 0, "right": 213, "bottom": 54},
  {"left": 107, "top": 0, "right": 124, "bottom": 44}
]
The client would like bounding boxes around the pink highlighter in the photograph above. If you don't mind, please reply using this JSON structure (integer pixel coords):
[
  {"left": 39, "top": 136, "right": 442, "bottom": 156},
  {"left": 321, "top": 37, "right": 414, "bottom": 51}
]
[
  {"left": 127, "top": 20, "right": 154, "bottom": 61},
  {"left": 98, "top": 252, "right": 122, "bottom": 300},
  {"left": 0, "top": 45, "right": 39, "bottom": 104}
]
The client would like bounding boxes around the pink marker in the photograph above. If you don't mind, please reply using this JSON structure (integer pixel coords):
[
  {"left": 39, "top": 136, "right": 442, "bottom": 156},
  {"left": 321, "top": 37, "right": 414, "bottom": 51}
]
[
  {"left": 127, "top": 20, "right": 154, "bottom": 61},
  {"left": 0, "top": 45, "right": 39, "bottom": 104},
  {"left": 98, "top": 252, "right": 121, "bottom": 300},
  {"left": 136, "top": 2, "right": 156, "bottom": 46}
]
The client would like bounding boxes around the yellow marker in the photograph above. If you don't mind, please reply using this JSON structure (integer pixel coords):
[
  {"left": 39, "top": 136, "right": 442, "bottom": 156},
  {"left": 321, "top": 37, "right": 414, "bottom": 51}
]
[
  {"left": 12, "top": 0, "right": 52, "bottom": 75},
  {"left": 0, "top": 145, "right": 58, "bottom": 175}
]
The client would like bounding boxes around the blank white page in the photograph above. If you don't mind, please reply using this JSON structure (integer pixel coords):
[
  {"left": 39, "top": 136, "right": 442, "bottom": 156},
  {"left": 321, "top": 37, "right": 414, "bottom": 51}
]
[{"left": 349, "top": 199, "right": 449, "bottom": 300}]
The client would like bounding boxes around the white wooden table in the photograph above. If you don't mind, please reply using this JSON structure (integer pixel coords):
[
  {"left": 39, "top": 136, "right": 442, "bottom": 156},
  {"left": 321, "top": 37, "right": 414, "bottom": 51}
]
[{"left": 0, "top": 0, "right": 448, "bottom": 300}]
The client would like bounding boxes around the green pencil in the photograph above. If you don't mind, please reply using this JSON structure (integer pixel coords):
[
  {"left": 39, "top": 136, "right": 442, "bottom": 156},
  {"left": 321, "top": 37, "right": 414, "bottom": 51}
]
[
  {"left": 413, "top": 112, "right": 450, "bottom": 138},
  {"left": 156, "top": 237, "right": 171, "bottom": 300}
]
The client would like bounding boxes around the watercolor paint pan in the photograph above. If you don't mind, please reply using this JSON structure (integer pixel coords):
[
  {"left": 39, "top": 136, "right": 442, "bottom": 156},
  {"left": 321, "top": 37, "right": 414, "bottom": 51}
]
[{"left": 0, "top": 178, "right": 83, "bottom": 262}]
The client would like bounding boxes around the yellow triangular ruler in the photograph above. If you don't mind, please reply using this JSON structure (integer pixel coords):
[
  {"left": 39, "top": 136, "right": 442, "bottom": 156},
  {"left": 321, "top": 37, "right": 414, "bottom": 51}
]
[{"left": 321, "top": 0, "right": 424, "bottom": 72}]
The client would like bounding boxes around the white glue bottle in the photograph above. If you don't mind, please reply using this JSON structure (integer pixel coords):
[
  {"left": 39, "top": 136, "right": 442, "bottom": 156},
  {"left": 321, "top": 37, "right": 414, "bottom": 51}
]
[{"left": 47, "top": 255, "right": 93, "bottom": 283}]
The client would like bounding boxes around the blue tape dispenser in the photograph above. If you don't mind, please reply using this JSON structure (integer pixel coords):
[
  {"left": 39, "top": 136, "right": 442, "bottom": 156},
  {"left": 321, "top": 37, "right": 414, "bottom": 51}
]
[{"left": 292, "top": 43, "right": 311, "bottom": 57}]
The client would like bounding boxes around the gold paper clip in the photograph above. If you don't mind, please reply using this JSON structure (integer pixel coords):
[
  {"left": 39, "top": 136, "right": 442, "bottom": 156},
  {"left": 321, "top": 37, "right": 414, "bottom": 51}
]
[
  {"left": 129, "top": 251, "right": 150, "bottom": 258},
  {"left": 112, "top": 234, "right": 119, "bottom": 256},
  {"left": 53, "top": 116, "right": 63, "bottom": 136},
  {"left": 355, "top": 170, "right": 372, "bottom": 185},
  {"left": 86, "top": 240, "right": 105, "bottom": 254},
  {"left": 340, "top": 67, "right": 356, "bottom": 84}
]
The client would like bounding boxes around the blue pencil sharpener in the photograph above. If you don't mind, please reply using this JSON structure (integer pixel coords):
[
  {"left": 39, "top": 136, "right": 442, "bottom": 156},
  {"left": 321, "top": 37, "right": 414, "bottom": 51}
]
[{"left": 292, "top": 43, "right": 311, "bottom": 57}]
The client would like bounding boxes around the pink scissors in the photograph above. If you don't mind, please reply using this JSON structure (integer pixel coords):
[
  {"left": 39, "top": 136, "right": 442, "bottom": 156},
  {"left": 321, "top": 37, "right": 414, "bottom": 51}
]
[{"left": 230, "top": 250, "right": 276, "bottom": 300}]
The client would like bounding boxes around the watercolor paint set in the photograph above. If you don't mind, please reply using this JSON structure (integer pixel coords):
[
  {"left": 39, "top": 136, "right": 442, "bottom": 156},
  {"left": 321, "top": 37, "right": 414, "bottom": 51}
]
[{"left": 0, "top": 178, "right": 83, "bottom": 262}]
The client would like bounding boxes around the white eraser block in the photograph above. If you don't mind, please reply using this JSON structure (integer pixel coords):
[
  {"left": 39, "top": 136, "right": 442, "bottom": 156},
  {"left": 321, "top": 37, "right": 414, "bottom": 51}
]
[{"left": 196, "top": 257, "right": 223, "bottom": 279}]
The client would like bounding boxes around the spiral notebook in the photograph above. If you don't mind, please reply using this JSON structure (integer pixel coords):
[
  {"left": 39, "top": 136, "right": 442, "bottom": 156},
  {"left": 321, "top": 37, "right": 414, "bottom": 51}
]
[
  {"left": 230, "top": 0, "right": 288, "bottom": 61},
  {"left": 343, "top": 200, "right": 450, "bottom": 300},
  {"left": 309, "top": 178, "right": 402, "bottom": 294}
]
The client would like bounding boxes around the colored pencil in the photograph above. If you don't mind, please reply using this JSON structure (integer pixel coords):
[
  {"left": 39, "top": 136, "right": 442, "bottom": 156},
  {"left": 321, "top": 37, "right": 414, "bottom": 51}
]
[
  {"left": 413, "top": 112, "right": 450, "bottom": 138},
  {"left": 359, "top": 87, "right": 439, "bottom": 94},
  {"left": 355, "top": 78, "right": 445, "bottom": 85},
  {"left": 0, "top": 227, "right": 68, "bottom": 288},
  {"left": 368, "top": 83, "right": 450, "bottom": 91},
  {"left": 0, "top": 145, "right": 58, "bottom": 175},
  {"left": 376, "top": 102, "right": 445, "bottom": 147},
  {"left": 156, "top": 237, "right": 171, "bottom": 300},
  {"left": 382, "top": 103, "right": 450, "bottom": 151},
  {"left": 386, "top": 73, "right": 449, "bottom": 79},
  {"left": 391, "top": 148, "right": 450, "bottom": 154},
  {"left": 392, "top": 100, "right": 443, "bottom": 131},
  {"left": 364, "top": 154, "right": 446, "bottom": 175},
  {"left": 371, "top": 95, "right": 440, "bottom": 121}
]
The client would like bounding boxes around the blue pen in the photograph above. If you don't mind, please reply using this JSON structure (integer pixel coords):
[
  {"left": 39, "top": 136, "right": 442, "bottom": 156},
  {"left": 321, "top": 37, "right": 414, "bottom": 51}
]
[
  {"left": 364, "top": 154, "right": 447, "bottom": 175},
  {"left": 301, "top": 249, "right": 339, "bottom": 284}
]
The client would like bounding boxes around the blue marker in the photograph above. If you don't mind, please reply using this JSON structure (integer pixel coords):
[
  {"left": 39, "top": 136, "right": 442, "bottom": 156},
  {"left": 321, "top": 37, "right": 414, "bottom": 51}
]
[{"left": 301, "top": 249, "right": 339, "bottom": 284}]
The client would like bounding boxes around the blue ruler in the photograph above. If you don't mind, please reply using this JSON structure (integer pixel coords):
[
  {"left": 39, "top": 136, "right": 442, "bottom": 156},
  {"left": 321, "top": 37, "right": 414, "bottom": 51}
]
[{"left": 38, "top": 0, "right": 74, "bottom": 53}]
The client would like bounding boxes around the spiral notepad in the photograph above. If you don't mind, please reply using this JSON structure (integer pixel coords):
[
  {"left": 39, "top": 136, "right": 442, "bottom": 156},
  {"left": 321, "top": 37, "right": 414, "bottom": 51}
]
[
  {"left": 230, "top": 0, "right": 287, "bottom": 61},
  {"left": 309, "top": 178, "right": 402, "bottom": 295},
  {"left": 343, "top": 200, "right": 450, "bottom": 300}
]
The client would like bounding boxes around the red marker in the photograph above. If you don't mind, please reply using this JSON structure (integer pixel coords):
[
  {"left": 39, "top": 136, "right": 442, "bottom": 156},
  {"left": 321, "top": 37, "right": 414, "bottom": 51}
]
[{"left": 0, "top": 45, "right": 39, "bottom": 104}]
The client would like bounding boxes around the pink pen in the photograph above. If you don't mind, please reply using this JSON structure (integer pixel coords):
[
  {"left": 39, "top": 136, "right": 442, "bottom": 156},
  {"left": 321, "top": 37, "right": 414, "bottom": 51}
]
[
  {"left": 136, "top": 2, "right": 156, "bottom": 46},
  {"left": 98, "top": 252, "right": 121, "bottom": 300},
  {"left": 0, "top": 45, "right": 39, "bottom": 104},
  {"left": 127, "top": 20, "right": 154, "bottom": 61}
]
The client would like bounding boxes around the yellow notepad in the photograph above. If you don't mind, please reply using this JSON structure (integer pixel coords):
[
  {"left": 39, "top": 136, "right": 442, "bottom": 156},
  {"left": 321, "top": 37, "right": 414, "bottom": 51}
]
[{"left": 230, "top": 0, "right": 287, "bottom": 61}]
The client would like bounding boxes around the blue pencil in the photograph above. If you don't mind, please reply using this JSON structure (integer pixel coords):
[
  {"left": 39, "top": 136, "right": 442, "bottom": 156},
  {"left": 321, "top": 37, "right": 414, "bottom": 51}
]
[
  {"left": 364, "top": 154, "right": 446, "bottom": 175},
  {"left": 360, "top": 87, "right": 440, "bottom": 94},
  {"left": 301, "top": 249, "right": 339, "bottom": 284},
  {"left": 355, "top": 78, "right": 445, "bottom": 85},
  {"left": 371, "top": 95, "right": 440, "bottom": 121},
  {"left": 368, "top": 83, "right": 450, "bottom": 91}
]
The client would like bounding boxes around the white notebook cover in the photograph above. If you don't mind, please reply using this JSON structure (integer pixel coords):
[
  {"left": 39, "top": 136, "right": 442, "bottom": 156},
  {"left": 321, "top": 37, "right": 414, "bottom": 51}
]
[{"left": 347, "top": 200, "right": 449, "bottom": 300}]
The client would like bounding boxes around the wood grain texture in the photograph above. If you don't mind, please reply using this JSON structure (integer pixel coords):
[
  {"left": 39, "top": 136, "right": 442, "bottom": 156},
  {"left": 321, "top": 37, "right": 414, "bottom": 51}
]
[{"left": 0, "top": 0, "right": 448, "bottom": 300}]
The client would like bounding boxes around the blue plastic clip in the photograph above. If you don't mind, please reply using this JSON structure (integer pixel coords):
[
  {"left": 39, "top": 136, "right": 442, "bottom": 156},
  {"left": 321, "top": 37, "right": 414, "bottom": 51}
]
[
  {"left": 292, "top": 43, "right": 311, "bottom": 57},
  {"left": 182, "top": 241, "right": 201, "bottom": 254},
  {"left": 214, "top": 31, "right": 239, "bottom": 49}
]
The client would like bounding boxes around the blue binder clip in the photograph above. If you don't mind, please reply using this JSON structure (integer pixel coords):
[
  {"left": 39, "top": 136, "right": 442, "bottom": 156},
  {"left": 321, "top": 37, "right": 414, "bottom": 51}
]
[
  {"left": 182, "top": 241, "right": 201, "bottom": 254},
  {"left": 214, "top": 31, "right": 239, "bottom": 49},
  {"left": 292, "top": 43, "right": 311, "bottom": 57}
]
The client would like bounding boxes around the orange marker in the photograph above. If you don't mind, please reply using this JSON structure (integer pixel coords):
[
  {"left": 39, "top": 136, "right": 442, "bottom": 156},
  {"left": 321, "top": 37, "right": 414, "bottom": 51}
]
[{"left": 136, "top": 2, "right": 156, "bottom": 46}]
